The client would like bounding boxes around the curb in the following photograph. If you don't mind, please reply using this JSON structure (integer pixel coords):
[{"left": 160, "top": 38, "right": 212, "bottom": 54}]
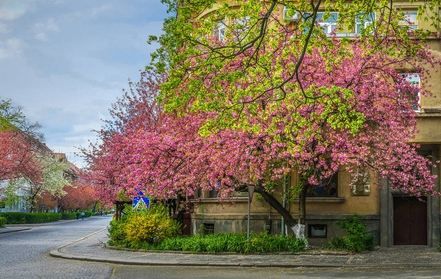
[
  {"left": 49, "top": 232, "right": 441, "bottom": 268},
  {"left": 0, "top": 227, "right": 31, "bottom": 234},
  {"left": 104, "top": 243, "right": 352, "bottom": 256}
]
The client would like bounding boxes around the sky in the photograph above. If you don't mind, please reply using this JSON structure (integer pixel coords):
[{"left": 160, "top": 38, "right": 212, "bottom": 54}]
[{"left": 0, "top": 0, "right": 167, "bottom": 167}]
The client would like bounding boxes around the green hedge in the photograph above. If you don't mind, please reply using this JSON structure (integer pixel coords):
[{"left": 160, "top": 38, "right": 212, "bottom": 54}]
[
  {"left": 0, "top": 212, "right": 61, "bottom": 224},
  {"left": 0, "top": 217, "right": 6, "bottom": 227},
  {"left": 61, "top": 212, "right": 77, "bottom": 220},
  {"left": 110, "top": 233, "right": 306, "bottom": 254},
  {"left": 327, "top": 216, "right": 374, "bottom": 252}
]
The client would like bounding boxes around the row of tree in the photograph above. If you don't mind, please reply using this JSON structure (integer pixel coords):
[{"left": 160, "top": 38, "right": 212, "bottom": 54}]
[{"left": 0, "top": 99, "right": 98, "bottom": 212}]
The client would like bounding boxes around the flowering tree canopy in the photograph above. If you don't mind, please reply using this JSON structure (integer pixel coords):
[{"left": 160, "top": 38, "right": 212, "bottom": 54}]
[
  {"left": 0, "top": 99, "right": 43, "bottom": 184},
  {"left": 86, "top": 0, "right": 440, "bottom": 226},
  {"left": 87, "top": 47, "right": 438, "bottom": 225}
]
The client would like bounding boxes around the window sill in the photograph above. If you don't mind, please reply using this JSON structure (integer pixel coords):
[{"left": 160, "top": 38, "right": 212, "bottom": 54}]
[
  {"left": 190, "top": 197, "right": 249, "bottom": 204},
  {"left": 303, "top": 197, "right": 345, "bottom": 203}
]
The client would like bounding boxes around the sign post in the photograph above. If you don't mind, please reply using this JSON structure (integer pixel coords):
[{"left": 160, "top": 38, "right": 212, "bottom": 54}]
[{"left": 247, "top": 186, "right": 255, "bottom": 240}]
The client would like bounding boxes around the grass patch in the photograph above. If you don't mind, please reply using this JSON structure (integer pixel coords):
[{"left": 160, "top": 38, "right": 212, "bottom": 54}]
[{"left": 110, "top": 233, "right": 306, "bottom": 254}]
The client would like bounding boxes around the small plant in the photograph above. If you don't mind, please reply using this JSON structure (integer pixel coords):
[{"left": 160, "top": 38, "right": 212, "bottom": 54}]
[
  {"left": 0, "top": 217, "right": 6, "bottom": 227},
  {"left": 327, "top": 215, "right": 374, "bottom": 252}
]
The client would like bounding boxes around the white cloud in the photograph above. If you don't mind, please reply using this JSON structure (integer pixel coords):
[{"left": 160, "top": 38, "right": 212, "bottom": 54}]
[
  {"left": 0, "top": 38, "right": 23, "bottom": 59},
  {"left": 33, "top": 18, "right": 59, "bottom": 41},
  {"left": 0, "top": 1, "right": 33, "bottom": 21},
  {"left": 0, "top": 23, "right": 9, "bottom": 34}
]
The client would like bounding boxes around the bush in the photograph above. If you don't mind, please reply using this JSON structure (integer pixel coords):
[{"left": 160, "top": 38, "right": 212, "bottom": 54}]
[
  {"left": 0, "top": 212, "right": 61, "bottom": 224},
  {"left": 61, "top": 212, "right": 77, "bottom": 220},
  {"left": 108, "top": 206, "right": 179, "bottom": 245},
  {"left": 108, "top": 219, "right": 128, "bottom": 246},
  {"left": 124, "top": 206, "right": 179, "bottom": 244},
  {"left": 0, "top": 217, "right": 6, "bottom": 227},
  {"left": 327, "top": 216, "right": 374, "bottom": 252}
]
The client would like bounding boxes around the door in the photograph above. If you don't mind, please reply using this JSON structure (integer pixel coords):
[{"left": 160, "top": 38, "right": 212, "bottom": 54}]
[{"left": 393, "top": 197, "right": 427, "bottom": 245}]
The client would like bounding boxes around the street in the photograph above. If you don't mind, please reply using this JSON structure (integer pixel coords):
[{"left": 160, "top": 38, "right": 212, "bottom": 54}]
[{"left": 1, "top": 217, "right": 441, "bottom": 279}]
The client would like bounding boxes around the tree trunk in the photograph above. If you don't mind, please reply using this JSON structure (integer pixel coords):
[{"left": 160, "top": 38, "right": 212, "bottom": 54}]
[
  {"left": 299, "top": 184, "right": 307, "bottom": 224},
  {"left": 254, "top": 184, "right": 297, "bottom": 228}
]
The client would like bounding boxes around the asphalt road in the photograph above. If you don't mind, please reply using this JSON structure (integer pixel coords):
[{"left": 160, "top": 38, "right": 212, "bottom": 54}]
[
  {"left": 1, "top": 217, "right": 441, "bottom": 279},
  {"left": 0, "top": 216, "right": 113, "bottom": 279}
]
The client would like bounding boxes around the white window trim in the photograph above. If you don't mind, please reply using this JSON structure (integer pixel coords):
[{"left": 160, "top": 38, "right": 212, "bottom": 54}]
[
  {"left": 399, "top": 10, "right": 418, "bottom": 30},
  {"left": 355, "top": 13, "right": 375, "bottom": 34},
  {"left": 401, "top": 73, "right": 421, "bottom": 111},
  {"left": 317, "top": 12, "right": 338, "bottom": 35},
  {"left": 214, "top": 21, "right": 227, "bottom": 42}
]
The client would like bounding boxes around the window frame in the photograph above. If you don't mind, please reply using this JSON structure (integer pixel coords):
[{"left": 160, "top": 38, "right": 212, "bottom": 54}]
[
  {"left": 399, "top": 10, "right": 418, "bottom": 30},
  {"left": 214, "top": 21, "right": 227, "bottom": 42},
  {"left": 305, "top": 172, "right": 339, "bottom": 198},
  {"left": 400, "top": 72, "right": 421, "bottom": 111},
  {"left": 355, "top": 12, "right": 376, "bottom": 35},
  {"left": 308, "top": 224, "right": 328, "bottom": 238},
  {"left": 316, "top": 12, "right": 339, "bottom": 35}
]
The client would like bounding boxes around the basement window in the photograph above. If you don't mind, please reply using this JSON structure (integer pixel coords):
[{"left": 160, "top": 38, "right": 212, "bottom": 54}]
[
  {"left": 308, "top": 224, "right": 327, "bottom": 238},
  {"left": 203, "top": 223, "right": 215, "bottom": 235}
]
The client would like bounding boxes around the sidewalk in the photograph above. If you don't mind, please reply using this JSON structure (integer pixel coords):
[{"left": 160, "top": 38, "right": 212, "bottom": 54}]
[{"left": 50, "top": 230, "right": 441, "bottom": 268}]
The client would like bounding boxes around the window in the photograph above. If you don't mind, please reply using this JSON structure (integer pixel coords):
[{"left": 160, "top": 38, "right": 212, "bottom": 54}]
[
  {"left": 283, "top": 6, "right": 300, "bottom": 22},
  {"left": 214, "top": 21, "right": 226, "bottom": 42},
  {"left": 306, "top": 173, "right": 338, "bottom": 197},
  {"left": 203, "top": 223, "right": 215, "bottom": 234},
  {"left": 308, "top": 224, "right": 327, "bottom": 238},
  {"left": 399, "top": 10, "right": 418, "bottom": 30},
  {"left": 317, "top": 12, "right": 339, "bottom": 35},
  {"left": 400, "top": 73, "right": 421, "bottom": 111},
  {"left": 355, "top": 13, "right": 375, "bottom": 34},
  {"left": 233, "top": 16, "right": 251, "bottom": 41},
  {"left": 208, "top": 189, "right": 218, "bottom": 198}
]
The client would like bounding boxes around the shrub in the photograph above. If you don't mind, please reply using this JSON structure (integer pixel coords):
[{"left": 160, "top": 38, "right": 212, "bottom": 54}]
[
  {"left": 61, "top": 212, "right": 77, "bottom": 220},
  {"left": 327, "top": 216, "right": 374, "bottom": 252},
  {"left": 124, "top": 206, "right": 179, "bottom": 244},
  {"left": 0, "top": 212, "right": 61, "bottom": 224},
  {"left": 108, "top": 206, "right": 179, "bottom": 245},
  {"left": 108, "top": 219, "right": 127, "bottom": 246},
  {"left": 114, "top": 232, "right": 306, "bottom": 254},
  {"left": 0, "top": 217, "right": 6, "bottom": 227}
]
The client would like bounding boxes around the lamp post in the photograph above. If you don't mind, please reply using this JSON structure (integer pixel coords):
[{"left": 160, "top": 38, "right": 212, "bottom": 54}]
[{"left": 247, "top": 185, "right": 255, "bottom": 239}]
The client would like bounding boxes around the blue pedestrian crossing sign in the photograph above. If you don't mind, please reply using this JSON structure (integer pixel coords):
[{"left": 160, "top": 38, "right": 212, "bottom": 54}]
[{"left": 133, "top": 191, "right": 150, "bottom": 209}]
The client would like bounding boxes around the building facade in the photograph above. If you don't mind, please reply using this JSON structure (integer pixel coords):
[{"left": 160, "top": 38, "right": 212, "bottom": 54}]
[{"left": 189, "top": 1, "right": 441, "bottom": 247}]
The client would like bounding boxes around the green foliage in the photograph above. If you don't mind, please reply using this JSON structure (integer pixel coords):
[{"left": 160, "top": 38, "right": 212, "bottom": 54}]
[
  {"left": 60, "top": 212, "right": 77, "bottom": 220},
  {"left": 39, "top": 156, "right": 71, "bottom": 197},
  {"left": 0, "top": 217, "right": 6, "bottom": 227},
  {"left": 111, "top": 232, "right": 306, "bottom": 254},
  {"left": 327, "top": 216, "right": 374, "bottom": 252},
  {"left": 108, "top": 205, "right": 180, "bottom": 245},
  {"left": 0, "top": 212, "right": 61, "bottom": 224}
]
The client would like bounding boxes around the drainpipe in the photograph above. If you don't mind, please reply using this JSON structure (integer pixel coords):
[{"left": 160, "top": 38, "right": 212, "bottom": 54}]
[{"left": 281, "top": 176, "right": 288, "bottom": 235}]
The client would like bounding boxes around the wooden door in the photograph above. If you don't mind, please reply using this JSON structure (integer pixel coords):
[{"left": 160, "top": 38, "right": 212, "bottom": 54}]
[{"left": 393, "top": 197, "right": 427, "bottom": 245}]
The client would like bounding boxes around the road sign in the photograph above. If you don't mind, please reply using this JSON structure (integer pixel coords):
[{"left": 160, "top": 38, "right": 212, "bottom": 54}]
[{"left": 133, "top": 196, "right": 150, "bottom": 209}]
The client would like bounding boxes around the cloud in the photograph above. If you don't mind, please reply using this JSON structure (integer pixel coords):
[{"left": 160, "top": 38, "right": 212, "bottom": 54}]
[
  {"left": 0, "top": 1, "right": 33, "bottom": 21},
  {"left": 0, "top": 38, "right": 23, "bottom": 59},
  {"left": 0, "top": 23, "right": 9, "bottom": 34},
  {"left": 33, "top": 18, "right": 59, "bottom": 41},
  {"left": 0, "top": 0, "right": 168, "bottom": 168}
]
